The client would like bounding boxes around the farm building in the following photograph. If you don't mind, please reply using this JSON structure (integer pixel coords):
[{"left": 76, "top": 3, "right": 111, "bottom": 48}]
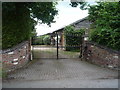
[{"left": 50, "top": 16, "right": 91, "bottom": 49}]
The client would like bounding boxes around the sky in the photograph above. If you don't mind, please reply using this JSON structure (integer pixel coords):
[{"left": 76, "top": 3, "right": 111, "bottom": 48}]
[{"left": 35, "top": 1, "right": 90, "bottom": 36}]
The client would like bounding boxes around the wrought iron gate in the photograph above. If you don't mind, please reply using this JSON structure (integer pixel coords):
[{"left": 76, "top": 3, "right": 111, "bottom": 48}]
[{"left": 32, "top": 33, "right": 83, "bottom": 59}]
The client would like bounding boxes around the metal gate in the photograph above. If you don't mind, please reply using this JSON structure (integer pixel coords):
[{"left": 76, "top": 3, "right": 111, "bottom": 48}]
[{"left": 32, "top": 33, "right": 83, "bottom": 59}]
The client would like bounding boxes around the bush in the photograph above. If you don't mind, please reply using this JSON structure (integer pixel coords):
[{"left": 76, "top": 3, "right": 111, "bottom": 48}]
[
  {"left": 89, "top": 2, "right": 120, "bottom": 51},
  {"left": 32, "top": 36, "right": 45, "bottom": 45},
  {"left": 32, "top": 35, "right": 51, "bottom": 45},
  {"left": 43, "top": 35, "right": 51, "bottom": 45},
  {"left": 90, "top": 28, "right": 120, "bottom": 50},
  {"left": 64, "top": 26, "right": 85, "bottom": 51},
  {"left": 2, "top": 3, "right": 35, "bottom": 49}
]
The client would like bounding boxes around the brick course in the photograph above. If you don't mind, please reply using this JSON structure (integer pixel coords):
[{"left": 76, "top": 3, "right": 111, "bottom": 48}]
[
  {"left": 83, "top": 41, "right": 120, "bottom": 70},
  {"left": 2, "top": 41, "right": 31, "bottom": 72}
]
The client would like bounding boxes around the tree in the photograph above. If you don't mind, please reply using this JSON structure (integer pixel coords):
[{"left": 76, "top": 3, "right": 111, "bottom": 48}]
[
  {"left": 89, "top": 2, "right": 120, "bottom": 50},
  {"left": 2, "top": 2, "right": 58, "bottom": 49},
  {"left": 70, "top": 2, "right": 88, "bottom": 10},
  {"left": 70, "top": 2, "right": 120, "bottom": 50}
]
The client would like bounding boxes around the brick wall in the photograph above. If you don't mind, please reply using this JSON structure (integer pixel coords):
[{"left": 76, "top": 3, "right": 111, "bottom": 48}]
[
  {"left": 83, "top": 41, "right": 120, "bottom": 70},
  {"left": 2, "top": 41, "right": 31, "bottom": 72}
]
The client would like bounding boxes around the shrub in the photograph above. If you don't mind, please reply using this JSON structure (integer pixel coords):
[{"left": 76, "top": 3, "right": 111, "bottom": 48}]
[
  {"left": 43, "top": 35, "right": 51, "bottom": 45},
  {"left": 33, "top": 36, "right": 44, "bottom": 45},
  {"left": 89, "top": 2, "right": 120, "bottom": 51},
  {"left": 64, "top": 26, "right": 85, "bottom": 51}
]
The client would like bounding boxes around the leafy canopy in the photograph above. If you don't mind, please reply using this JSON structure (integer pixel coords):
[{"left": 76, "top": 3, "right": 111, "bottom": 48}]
[
  {"left": 89, "top": 2, "right": 120, "bottom": 50},
  {"left": 70, "top": 1, "right": 120, "bottom": 50},
  {"left": 2, "top": 2, "right": 58, "bottom": 49}
]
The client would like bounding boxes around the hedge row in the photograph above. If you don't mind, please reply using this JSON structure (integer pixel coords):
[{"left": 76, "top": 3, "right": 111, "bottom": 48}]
[
  {"left": 32, "top": 35, "right": 51, "bottom": 45},
  {"left": 64, "top": 26, "right": 85, "bottom": 51},
  {"left": 89, "top": 2, "right": 120, "bottom": 51}
]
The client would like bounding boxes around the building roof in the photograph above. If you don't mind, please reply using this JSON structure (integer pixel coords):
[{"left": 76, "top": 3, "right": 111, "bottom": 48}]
[
  {"left": 52, "top": 16, "right": 88, "bottom": 33},
  {"left": 70, "top": 16, "right": 88, "bottom": 26}
]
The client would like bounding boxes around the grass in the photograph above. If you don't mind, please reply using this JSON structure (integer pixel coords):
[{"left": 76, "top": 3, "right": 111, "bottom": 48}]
[
  {"left": 44, "top": 50, "right": 56, "bottom": 54},
  {"left": 58, "top": 49, "right": 80, "bottom": 58},
  {"left": 59, "top": 50, "right": 79, "bottom": 55}
]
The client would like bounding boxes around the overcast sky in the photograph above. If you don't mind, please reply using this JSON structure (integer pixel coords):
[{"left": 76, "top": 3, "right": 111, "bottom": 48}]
[{"left": 35, "top": 1, "right": 89, "bottom": 36}]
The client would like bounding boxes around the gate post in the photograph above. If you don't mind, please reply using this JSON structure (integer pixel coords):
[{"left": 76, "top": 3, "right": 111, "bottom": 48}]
[
  {"left": 79, "top": 35, "right": 84, "bottom": 59},
  {"left": 57, "top": 33, "right": 59, "bottom": 59}
]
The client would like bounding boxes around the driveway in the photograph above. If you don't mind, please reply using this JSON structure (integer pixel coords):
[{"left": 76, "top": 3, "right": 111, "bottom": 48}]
[{"left": 3, "top": 46, "right": 118, "bottom": 88}]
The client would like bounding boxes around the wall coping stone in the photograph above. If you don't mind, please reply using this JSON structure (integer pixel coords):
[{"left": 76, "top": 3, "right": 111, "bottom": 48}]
[{"left": 1, "top": 41, "right": 29, "bottom": 54}]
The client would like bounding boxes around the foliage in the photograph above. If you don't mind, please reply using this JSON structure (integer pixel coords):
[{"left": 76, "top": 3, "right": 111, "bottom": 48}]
[
  {"left": 89, "top": 2, "right": 120, "bottom": 50},
  {"left": 43, "top": 35, "right": 51, "bottom": 45},
  {"left": 64, "top": 25, "right": 85, "bottom": 51},
  {"left": 32, "top": 36, "right": 44, "bottom": 45},
  {"left": 70, "top": 2, "right": 89, "bottom": 10},
  {"left": 2, "top": 2, "right": 58, "bottom": 49},
  {"left": 32, "top": 35, "right": 51, "bottom": 45},
  {"left": 70, "top": 2, "right": 120, "bottom": 50}
]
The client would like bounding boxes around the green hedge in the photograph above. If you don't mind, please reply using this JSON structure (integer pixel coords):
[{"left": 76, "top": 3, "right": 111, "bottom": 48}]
[
  {"left": 32, "top": 36, "right": 44, "bottom": 45},
  {"left": 43, "top": 35, "right": 51, "bottom": 45},
  {"left": 64, "top": 26, "right": 85, "bottom": 51},
  {"left": 32, "top": 35, "right": 51, "bottom": 45},
  {"left": 89, "top": 2, "right": 120, "bottom": 51}
]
